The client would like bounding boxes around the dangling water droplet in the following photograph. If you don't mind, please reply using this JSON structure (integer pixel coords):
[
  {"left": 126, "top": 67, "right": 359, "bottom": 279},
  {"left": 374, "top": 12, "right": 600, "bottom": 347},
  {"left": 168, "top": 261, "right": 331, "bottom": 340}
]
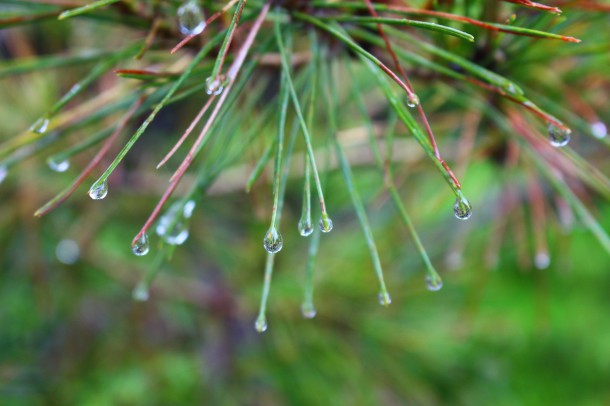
[
  {"left": 205, "top": 77, "right": 224, "bottom": 96},
  {"left": 301, "top": 303, "right": 317, "bottom": 319},
  {"left": 263, "top": 227, "right": 283, "bottom": 254},
  {"left": 56, "top": 239, "right": 80, "bottom": 265},
  {"left": 591, "top": 121, "right": 607, "bottom": 139},
  {"left": 156, "top": 201, "right": 191, "bottom": 246},
  {"left": 177, "top": 0, "right": 206, "bottom": 36},
  {"left": 547, "top": 123, "right": 571, "bottom": 147},
  {"left": 318, "top": 215, "right": 333, "bottom": 233},
  {"left": 425, "top": 274, "right": 443, "bottom": 292},
  {"left": 88, "top": 180, "right": 108, "bottom": 200},
  {"left": 534, "top": 252, "right": 550, "bottom": 269},
  {"left": 406, "top": 93, "right": 420, "bottom": 108},
  {"left": 255, "top": 316, "right": 267, "bottom": 333},
  {"left": 0, "top": 166, "right": 7, "bottom": 184},
  {"left": 453, "top": 196, "right": 472, "bottom": 220},
  {"left": 132, "top": 233, "right": 150, "bottom": 256},
  {"left": 48, "top": 158, "right": 70, "bottom": 173},
  {"left": 132, "top": 283, "right": 150, "bottom": 301},
  {"left": 298, "top": 218, "right": 314, "bottom": 237},
  {"left": 378, "top": 292, "right": 392, "bottom": 306},
  {"left": 30, "top": 117, "right": 49, "bottom": 134}
]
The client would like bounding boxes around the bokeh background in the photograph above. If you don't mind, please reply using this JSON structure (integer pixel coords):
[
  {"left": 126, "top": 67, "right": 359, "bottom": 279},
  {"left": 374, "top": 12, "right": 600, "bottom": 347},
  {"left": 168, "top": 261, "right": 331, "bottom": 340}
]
[{"left": 2, "top": 2, "right": 610, "bottom": 405}]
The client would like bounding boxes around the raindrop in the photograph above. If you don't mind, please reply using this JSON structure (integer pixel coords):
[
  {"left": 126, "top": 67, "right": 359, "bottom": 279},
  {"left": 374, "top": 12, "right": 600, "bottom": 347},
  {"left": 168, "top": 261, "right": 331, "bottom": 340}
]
[
  {"left": 301, "top": 303, "right": 317, "bottom": 319},
  {"left": 378, "top": 292, "right": 392, "bottom": 306},
  {"left": 48, "top": 159, "right": 70, "bottom": 173},
  {"left": 298, "top": 218, "right": 313, "bottom": 237},
  {"left": 591, "top": 121, "right": 607, "bottom": 139},
  {"left": 205, "top": 77, "right": 224, "bottom": 96},
  {"left": 0, "top": 166, "right": 7, "bottom": 184},
  {"left": 177, "top": 0, "right": 206, "bottom": 36},
  {"left": 263, "top": 227, "right": 283, "bottom": 254},
  {"left": 255, "top": 317, "right": 267, "bottom": 333},
  {"left": 453, "top": 196, "right": 472, "bottom": 220},
  {"left": 547, "top": 123, "right": 571, "bottom": 147},
  {"left": 56, "top": 239, "right": 80, "bottom": 265},
  {"left": 425, "top": 274, "right": 443, "bottom": 292},
  {"left": 318, "top": 215, "right": 333, "bottom": 233},
  {"left": 88, "top": 180, "right": 108, "bottom": 200},
  {"left": 406, "top": 93, "right": 420, "bottom": 108},
  {"left": 30, "top": 117, "right": 49, "bottom": 134},
  {"left": 156, "top": 201, "right": 193, "bottom": 246},
  {"left": 534, "top": 252, "right": 550, "bottom": 269},
  {"left": 132, "top": 284, "right": 150, "bottom": 301},
  {"left": 132, "top": 233, "right": 150, "bottom": 256}
]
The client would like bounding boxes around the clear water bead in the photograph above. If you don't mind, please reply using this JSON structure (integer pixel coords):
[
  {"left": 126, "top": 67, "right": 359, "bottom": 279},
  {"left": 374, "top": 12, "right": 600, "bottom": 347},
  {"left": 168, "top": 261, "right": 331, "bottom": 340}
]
[
  {"left": 30, "top": 117, "right": 49, "bottom": 134},
  {"left": 298, "top": 218, "right": 314, "bottom": 237},
  {"left": 425, "top": 274, "right": 443, "bottom": 292},
  {"left": 48, "top": 159, "right": 70, "bottom": 173},
  {"left": 591, "top": 121, "right": 607, "bottom": 139},
  {"left": 453, "top": 196, "right": 472, "bottom": 220},
  {"left": 547, "top": 123, "right": 571, "bottom": 147},
  {"left": 318, "top": 216, "right": 333, "bottom": 233},
  {"left": 263, "top": 227, "right": 283, "bottom": 254},
  {"left": 378, "top": 292, "right": 392, "bottom": 306},
  {"left": 88, "top": 180, "right": 108, "bottom": 200},
  {"left": 132, "top": 233, "right": 150, "bottom": 256},
  {"left": 156, "top": 201, "right": 193, "bottom": 246},
  {"left": 406, "top": 93, "right": 420, "bottom": 108},
  {"left": 56, "top": 239, "right": 80, "bottom": 265},
  {"left": 535, "top": 252, "right": 550, "bottom": 269},
  {"left": 255, "top": 317, "right": 267, "bottom": 333},
  {"left": 132, "top": 284, "right": 150, "bottom": 301},
  {"left": 177, "top": 0, "right": 206, "bottom": 36},
  {"left": 301, "top": 303, "right": 317, "bottom": 319},
  {"left": 205, "top": 77, "right": 224, "bottom": 96}
]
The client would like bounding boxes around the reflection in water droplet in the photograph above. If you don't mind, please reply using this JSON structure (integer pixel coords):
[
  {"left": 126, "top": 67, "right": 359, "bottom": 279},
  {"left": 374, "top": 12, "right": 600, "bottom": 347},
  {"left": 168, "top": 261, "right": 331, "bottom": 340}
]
[
  {"left": 88, "top": 180, "right": 108, "bottom": 200},
  {"left": 48, "top": 159, "right": 70, "bottom": 173},
  {"left": 132, "top": 233, "right": 150, "bottom": 256},
  {"left": 378, "top": 292, "right": 392, "bottom": 306},
  {"left": 255, "top": 317, "right": 267, "bottom": 333},
  {"left": 263, "top": 227, "right": 283, "bottom": 254},
  {"left": 453, "top": 196, "right": 472, "bottom": 220},
  {"left": 56, "top": 239, "right": 80, "bottom": 265},
  {"left": 534, "top": 252, "right": 550, "bottom": 269},
  {"left": 591, "top": 121, "right": 607, "bottom": 139},
  {"left": 406, "top": 93, "right": 420, "bottom": 108},
  {"left": 0, "top": 166, "right": 7, "bottom": 184},
  {"left": 177, "top": 0, "right": 206, "bottom": 36},
  {"left": 298, "top": 218, "right": 313, "bottom": 237},
  {"left": 132, "top": 284, "right": 150, "bottom": 301},
  {"left": 318, "top": 215, "right": 333, "bottom": 233},
  {"left": 30, "top": 118, "right": 49, "bottom": 134},
  {"left": 547, "top": 123, "right": 571, "bottom": 147},
  {"left": 205, "top": 77, "right": 224, "bottom": 96},
  {"left": 301, "top": 303, "right": 317, "bottom": 319},
  {"left": 425, "top": 274, "right": 443, "bottom": 292}
]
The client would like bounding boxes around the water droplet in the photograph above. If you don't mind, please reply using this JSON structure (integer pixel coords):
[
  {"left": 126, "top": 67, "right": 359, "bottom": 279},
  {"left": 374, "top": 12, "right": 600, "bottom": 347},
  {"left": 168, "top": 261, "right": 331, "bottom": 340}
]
[
  {"left": 205, "top": 77, "right": 224, "bottom": 96},
  {"left": 547, "top": 123, "right": 571, "bottom": 147},
  {"left": 88, "top": 180, "right": 108, "bottom": 200},
  {"left": 298, "top": 218, "right": 314, "bottom": 237},
  {"left": 56, "top": 239, "right": 79, "bottom": 265},
  {"left": 0, "top": 166, "right": 7, "bottom": 184},
  {"left": 255, "top": 316, "right": 267, "bottom": 333},
  {"left": 425, "top": 274, "right": 443, "bottom": 292},
  {"left": 263, "top": 227, "right": 283, "bottom": 254},
  {"left": 453, "top": 196, "right": 472, "bottom": 220},
  {"left": 156, "top": 201, "right": 191, "bottom": 246},
  {"left": 378, "top": 292, "right": 392, "bottom": 306},
  {"left": 132, "top": 233, "right": 150, "bottom": 256},
  {"left": 318, "top": 215, "right": 333, "bottom": 233},
  {"left": 183, "top": 199, "right": 196, "bottom": 218},
  {"left": 48, "top": 158, "right": 70, "bottom": 173},
  {"left": 301, "top": 303, "right": 317, "bottom": 319},
  {"left": 30, "top": 117, "right": 49, "bottom": 134},
  {"left": 503, "top": 82, "right": 520, "bottom": 95},
  {"left": 591, "top": 121, "right": 607, "bottom": 139},
  {"left": 534, "top": 252, "right": 550, "bottom": 269},
  {"left": 406, "top": 93, "right": 420, "bottom": 108},
  {"left": 132, "top": 284, "right": 150, "bottom": 301},
  {"left": 177, "top": 0, "right": 206, "bottom": 36}
]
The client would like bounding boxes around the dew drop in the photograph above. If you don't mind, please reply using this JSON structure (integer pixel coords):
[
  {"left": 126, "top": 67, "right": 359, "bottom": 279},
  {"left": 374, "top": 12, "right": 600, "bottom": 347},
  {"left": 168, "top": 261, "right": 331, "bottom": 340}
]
[
  {"left": 132, "top": 233, "right": 150, "bottom": 256},
  {"left": 30, "top": 117, "right": 49, "bottom": 135},
  {"left": 318, "top": 215, "right": 333, "bottom": 233},
  {"left": 406, "top": 93, "right": 420, "bottom": 108},
  {"left": 205, "top": 77, "right": 224, "bottom": 96},
  {"left": 56, "top": 239, "right": 80, "bottom": 265},
  {"left": 453, "top": 196, "right": 472, "bottom": 220},
  {"left": 255, "top": 317, "right": 267, "bottom": 333},
  {"left": 298, "top": 218, "right": 314, "bottom": 237},
  {"left": 534, "top": 252, "right": 550, "bottom": 269},
  {"left": 591, "top": 121, "right": 607, "bottom": 139},
  {"left": 177, "top": 0, "right": 206, "bottom": 36},
  {"left": 48, "top": 159, "right": 70, "bottom": 173},
  {"left": 132, "top": 284, "right": 150, "bottom": 302},
  {"left": 0, "top": 166, "right": 7, "bottom": 184},
  {"left": 156, "top": 201, "right": 191, "bottom": 246},
  {"left": 301, "top": 303, "right": 317, "bottom": 319},
  {"left": 425, "top": 274, "right": 443, "bottom": 292},
  {"left": 88, "top": 180, "right": 108, "bottom": 200},
  {"left": 263, "top": 227, "right": 283, "bottom": 254},
  {"left": 547, "top": 123, "right": 571, "bottom": 147},
  {"left": 378, "top": 292, "right": 392, "bottom": 306}
]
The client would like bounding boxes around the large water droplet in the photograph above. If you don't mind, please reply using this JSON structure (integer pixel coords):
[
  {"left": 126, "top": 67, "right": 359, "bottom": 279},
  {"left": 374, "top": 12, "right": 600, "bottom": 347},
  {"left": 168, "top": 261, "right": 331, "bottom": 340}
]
[
  {"left": 453, "top": 196, "right": 472, "bottom": 220},
  {"left": 425, "top": 274, "right": 443, "bottom": 292},
  {"left": 56, "top": 239, "right": 80, "bottom": 265},
  {"left": 547, "top": 123, "right": 571, "bottom": 147},
  {"left": 318, "top": 215, "right": 333, "bottom": 233},
  {"left": 48, "top": 158, "right": 70, "bottom": 173},
  {"left": 255, "top": 316, "right": 267, "bottom": 333},
  {"left": 132, "top": 283, "right": 150, "bottom": 301},
  {"left": 177, "top": 0, "right": 206, "bottom": 36},
  {"left": 156, "top": 201, "right": 193, "bottom": 246},
  {"left": 88, "top": 180, "right": 108, "bottom": 200},
  {"left": 0, "top": 166, "right": 7, "bottom": 184},
  {"left": 591, "top": 121, "right": 607, "bottom": 139},
  {"left": 301, "top": 303, "right": 317, "bottom": 319},
  {"left": 30, "top": 117, "right": 49, "bottom": 134},
  {"left": 406, "top": 93, "right": 420, "bottom": 108},
  {"left": 263, "top": 227, "right": 283, "bottom": 254},
  {"left": 298, "top": 218, "right": 314, "bottom": 237},
  {"left": 205, "top": 77, "right": 224, "bottom": 96},
  {"left": 132, "top": 233, "right": 150, "bottom": 256},
  {"left": 534, "top": 252, "right": 550, "bottom": 269},
  {"left": 378, "top": 292, "right": 392, "bottom": 306}
]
